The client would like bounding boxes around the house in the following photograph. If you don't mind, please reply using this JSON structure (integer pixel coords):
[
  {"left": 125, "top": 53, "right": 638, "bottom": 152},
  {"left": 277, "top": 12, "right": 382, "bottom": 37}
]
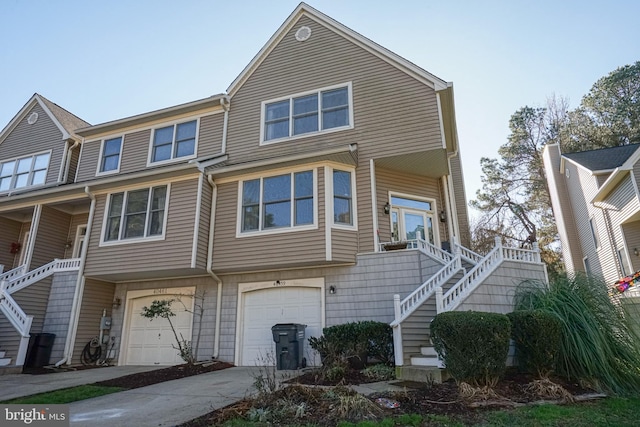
[
  {"left": 0, "top": 3, "right": 547, "bottom": 377},
  {"left": 544, "top": 143, "right": 640, "bottom": 288}
]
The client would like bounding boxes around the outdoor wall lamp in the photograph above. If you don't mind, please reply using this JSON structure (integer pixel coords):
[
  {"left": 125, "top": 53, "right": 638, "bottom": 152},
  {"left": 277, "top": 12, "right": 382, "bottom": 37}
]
[
  {"left": 383, "top": 202, "right": 391, "bottom": 215},
  {"left": 635, "top": 248, "right": 639, "bottom": 257},
  {"left": 439, "top": 210, "right": 447, "bottom": 223},
  {"left": 112, "top": 298, "right": 122, "bottom": 308},
  {"left": 329, "top": 286, "right": 336, "bottom": 294}
]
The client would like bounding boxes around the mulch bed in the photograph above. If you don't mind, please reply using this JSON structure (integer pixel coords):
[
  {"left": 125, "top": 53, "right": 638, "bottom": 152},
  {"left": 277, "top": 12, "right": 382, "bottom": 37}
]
[
  {"left": 94, "top": 361, "right": 234, "bottom": 389},
  {"left": 179, "top": 367, "right": 599, "bottom": 427}
]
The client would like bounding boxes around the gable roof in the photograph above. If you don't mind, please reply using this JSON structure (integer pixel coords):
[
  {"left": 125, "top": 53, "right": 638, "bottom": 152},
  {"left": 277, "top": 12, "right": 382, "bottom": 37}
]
[
  {"left": 0, "top": 93, "right": 90, "bottom": 144},
  {"left": 227, "top": 2, "right": 449, "bottom": 97},
  {"left": 563, "top": 143, "right": 640, "bottom": 172}
]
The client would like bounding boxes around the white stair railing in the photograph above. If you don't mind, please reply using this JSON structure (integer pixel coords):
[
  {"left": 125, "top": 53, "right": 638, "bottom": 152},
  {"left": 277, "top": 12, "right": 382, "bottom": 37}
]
[
  {"left": 0, "top": 265, "right": 27, "bottom": 284},
  {"left": 391, "top": 255, "right": 461, "bottom": 326},
  {"left": 3, "top": 258, "right": 81, "bottom": 295},
  {"left": 0, "top": 292, "right": 33, "bottom": 337},
  {"left": 453, "top": 242, "right": 482, "bottom": 264}
]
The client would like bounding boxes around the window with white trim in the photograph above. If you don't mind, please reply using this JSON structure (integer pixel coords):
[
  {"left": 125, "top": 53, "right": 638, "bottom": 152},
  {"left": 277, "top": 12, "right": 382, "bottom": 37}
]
[
  {"left": 333, "top": 169, "right": 353, "bottom": 225},
  {"left": 263, "top": 85, "right": 351, "bottom": 142},
  {"left": 99, "top": 136, "right": 122, "bottom": 173},
  {"left": 0, "top": 152, "right": 50, "bottom": 192},
  {"left": 151, "top": 120, "right": 197, "bottom": 163},
  {"left": 589, "top": 218, "right": 601, "bottom": 249},
  {"left": 104, "top": 185, "right": 168, "bottom": 242},
  {"left": 241, "top": 171, "right": 314, "bottom": 232}
]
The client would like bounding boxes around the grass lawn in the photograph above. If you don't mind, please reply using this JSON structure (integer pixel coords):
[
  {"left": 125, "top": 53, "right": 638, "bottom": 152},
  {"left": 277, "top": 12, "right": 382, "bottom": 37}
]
[{"left": 0, "top": 384, "right": 124, "bottom": 405}]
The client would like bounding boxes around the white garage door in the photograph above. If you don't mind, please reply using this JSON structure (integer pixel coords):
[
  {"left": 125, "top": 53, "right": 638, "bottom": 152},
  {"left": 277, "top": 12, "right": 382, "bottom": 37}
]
[
  {"left": 125, "top": 295, "right": 193, "bottom": 365},
  {"left": 241, "top": 287, "right": 321, "bottom": 366}
]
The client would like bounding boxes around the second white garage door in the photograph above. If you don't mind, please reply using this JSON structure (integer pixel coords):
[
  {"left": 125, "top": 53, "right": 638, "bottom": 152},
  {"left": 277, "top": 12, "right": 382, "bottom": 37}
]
[{"left": 241, "top": 286, "right": 322, "bottom": 366}]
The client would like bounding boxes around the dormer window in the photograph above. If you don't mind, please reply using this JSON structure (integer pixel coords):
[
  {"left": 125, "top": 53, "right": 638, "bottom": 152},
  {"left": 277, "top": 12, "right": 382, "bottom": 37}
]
[
  {"left": 261, "top": 83, "right": 353, "bottom": 144},
  {"left": 150, "top": 120, "right": 197, "bottom": 164},
  {"left": 0, "top": 152, "right": 51, "bottom": 192},
  {"left": 98, "top": 136, "right": 123, "bottom": 174}
]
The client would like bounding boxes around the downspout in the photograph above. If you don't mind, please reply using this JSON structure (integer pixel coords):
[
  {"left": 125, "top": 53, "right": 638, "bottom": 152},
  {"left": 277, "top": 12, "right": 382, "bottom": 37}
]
[
  {"left": 441, "top": 176, "right": 454, "bottom": 245},
  {"left": 57, "top": 140, "right": 69, "bottom": 183},
  {"left": 206, "top": 174, "right": 223, "bottom": 359},
  {"left": 56, "top": 186, "right": 95, "bottom": 366},
  {"left": 220, "top": 96, "right": 230, "bottom": 154}
]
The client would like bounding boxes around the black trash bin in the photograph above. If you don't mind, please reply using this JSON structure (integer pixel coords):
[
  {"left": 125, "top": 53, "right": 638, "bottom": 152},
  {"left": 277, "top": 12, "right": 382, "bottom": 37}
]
[
  {"left": 24, "top": 333, "right": 56, "bottom": 368},
  {"left": 271, "top": 323, "right": 306, "bottom": 370}
]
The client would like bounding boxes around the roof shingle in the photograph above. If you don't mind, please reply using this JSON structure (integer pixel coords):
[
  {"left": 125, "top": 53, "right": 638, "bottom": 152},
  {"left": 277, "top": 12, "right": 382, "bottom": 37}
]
[{"left": 563, "top": 143, "right": 640, "bottom": 171}]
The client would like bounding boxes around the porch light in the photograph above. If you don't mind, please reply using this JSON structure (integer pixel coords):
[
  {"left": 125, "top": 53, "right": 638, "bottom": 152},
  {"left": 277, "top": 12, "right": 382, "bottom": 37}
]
[
  {"left": 329, "top": 286, "right": 336, "bottom": 294},
  {"left": 112, "top": 298, "right": 122, "bottom": 308},
  {"left": 635, "top": 248, "right": 639, "bottom": 257},
  {"left": 383, "top": 202, "right": 391, "bottom": 215},
  {"left": 439, "top": 210, "right": 446, "bottom": 223}
]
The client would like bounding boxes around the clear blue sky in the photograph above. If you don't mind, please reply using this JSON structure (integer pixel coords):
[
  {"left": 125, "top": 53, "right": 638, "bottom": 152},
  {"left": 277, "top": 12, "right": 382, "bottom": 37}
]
[{"left": 1, "top": 0, "right": 638, "bottom": 213}]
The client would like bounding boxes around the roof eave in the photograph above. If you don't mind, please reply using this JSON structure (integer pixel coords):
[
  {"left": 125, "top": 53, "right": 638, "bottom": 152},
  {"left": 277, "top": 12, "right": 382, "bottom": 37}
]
[{"left": 592, "top": 167, "right": 631, "bottom": 203}]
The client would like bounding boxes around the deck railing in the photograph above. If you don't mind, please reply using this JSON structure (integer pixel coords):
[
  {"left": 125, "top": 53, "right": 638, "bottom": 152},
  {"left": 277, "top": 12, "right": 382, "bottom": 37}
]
[{"left": 2, "top": 258, "right": 81, "bottom": 295}]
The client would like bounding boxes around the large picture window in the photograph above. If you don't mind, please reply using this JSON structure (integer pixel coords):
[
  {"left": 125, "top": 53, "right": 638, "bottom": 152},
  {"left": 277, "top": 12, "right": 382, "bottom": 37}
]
[
  {"left": 104, "top": 185, "right": 168, "bottom": 242},
  {"left": 241, "top": 171, "right": 314, "bottom": 233},
  {"left": 0, "top": 152, "right": 50, "bottom": 192},
  {"left": 151, "top": 120, "right": 197, "bottom": 163},
  {"left": 263, "top": 84, "right": 351, "bottom": 142}
]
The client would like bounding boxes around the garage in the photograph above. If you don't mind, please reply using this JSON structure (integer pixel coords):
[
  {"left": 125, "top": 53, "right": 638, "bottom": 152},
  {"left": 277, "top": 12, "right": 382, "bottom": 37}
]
[
  {"left": 123, "top": 293, "right": 194, "bottom": 366},
  {"left": 240, "top": 282, "right": 323, "bottom": 366}
]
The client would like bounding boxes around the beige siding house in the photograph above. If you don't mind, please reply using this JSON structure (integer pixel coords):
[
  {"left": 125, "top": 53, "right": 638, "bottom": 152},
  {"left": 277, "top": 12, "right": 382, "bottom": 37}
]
[{"left": 0, "top": 3, "right": 546, "bottom": 376}]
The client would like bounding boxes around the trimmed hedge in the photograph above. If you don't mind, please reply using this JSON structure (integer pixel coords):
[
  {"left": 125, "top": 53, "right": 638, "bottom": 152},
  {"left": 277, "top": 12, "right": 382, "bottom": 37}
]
[
  {"left": 507, "top": 309, "right": 562, "bottom": 378},
  {"left": 308, "top": 320, "right": 394, "bottom": 367},
  {"left": 431, "top": 311, "right": 511, "bottom": 387}
]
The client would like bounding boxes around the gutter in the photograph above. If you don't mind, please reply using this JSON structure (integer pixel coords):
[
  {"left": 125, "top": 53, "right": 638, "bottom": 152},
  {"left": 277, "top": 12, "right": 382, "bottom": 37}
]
[
  {"left": 56, "top": 186, "right": 95, "bottom": 366},
  {"left": 206, "top": 175, "right": 223, "bottom": 359}
]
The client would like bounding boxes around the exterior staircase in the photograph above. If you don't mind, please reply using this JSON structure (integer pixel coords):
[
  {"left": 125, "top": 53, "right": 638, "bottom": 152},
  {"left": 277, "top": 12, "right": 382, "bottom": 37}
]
[
  {"left": 0, "top": 258, "right": 81, "bottom": 367},
  {"left": 389, "top": 237, "right": 546, "bottom": 382},
  {"left": 0, "top": 350, "right": 11, "bottom": 366}
]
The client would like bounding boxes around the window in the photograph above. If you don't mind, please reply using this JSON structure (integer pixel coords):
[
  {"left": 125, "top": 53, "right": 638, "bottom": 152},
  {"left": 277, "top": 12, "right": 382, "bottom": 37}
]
[
  {"left": 333, "top": 170, "right": 352, "bottom": 225},
  {"left": 263, "top": 84, "right": 351, "bottom": 142},
  {"left": 241, "top": 171, "right": 314, "bottom": 233},
  {"left": 618, "top": 248, "right": 630, "bottom": 276},
  {"left": 589, "top": 218, "right": 601, "bottom": 249},
  {"left": 0, "top": 152, "right": 50, "bottom": 192},
  {"left": 99, "top": 137, "right": 122, "bottom": 173},
  {"left": 151, "top": 120, "right": 197, "bottom": 163},
  {"left": 104, "top": 185, "right": 168, "bottom": 242}
]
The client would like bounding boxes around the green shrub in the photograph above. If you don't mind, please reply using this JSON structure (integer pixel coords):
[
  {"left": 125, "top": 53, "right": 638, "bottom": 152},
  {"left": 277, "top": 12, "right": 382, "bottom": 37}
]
[
  {"left": 515, "top": 275, "right": 640, "bottom": 394},
  {"left": 508, "top": 309, "right": 562, "bottom": 378},
  {"left": 430, "top": 311, "right": 511, "bottom": 387},
  {"left": 309, "top": 321, "right": 394, "bottom": 367},
  {"left": 361, "top": 364, "right": 395, "bottom": 381}
]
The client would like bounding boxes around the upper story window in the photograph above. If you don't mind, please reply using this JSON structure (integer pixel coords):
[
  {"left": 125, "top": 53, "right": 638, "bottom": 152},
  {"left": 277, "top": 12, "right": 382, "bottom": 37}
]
[
  {"left": 333, "top": 169, "right": 353, "bottom": 226},
  {"left": 0, "top": 152, "right": 51, "bottom": 192},
  {"left": 98, "top": 136, "right": 123, "bottom": 174},
  {"left": 103, "top": 185, "right": 168, "bottom": 243},
  {"left": 150, "top": 120, "right": 197, "bottom": 163},
  {"left": 240, "top": 170, "right": 315, "bottom": 234},
  {"left": 262, "top": 83, "right": 352, "bottom": 143}
]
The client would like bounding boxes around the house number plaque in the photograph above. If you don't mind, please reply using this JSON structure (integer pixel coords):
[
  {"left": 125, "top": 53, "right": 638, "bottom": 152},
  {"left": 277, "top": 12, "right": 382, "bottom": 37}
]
[
  {"left": 153, "top": 288, "right": 168, "bottom": 294},
  {"left": 273, "top": 280, "right": 286, "bottom": 287}
]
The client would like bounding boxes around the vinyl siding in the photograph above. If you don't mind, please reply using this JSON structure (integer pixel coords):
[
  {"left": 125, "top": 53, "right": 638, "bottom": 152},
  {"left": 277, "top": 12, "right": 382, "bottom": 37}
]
[
  {"left": 212, "top": 167, "right": 327, "bottom": 273},
  {"left": 226, "top": 15, "right": 442, "bottom": 165},
  {"left": 71, "top": 279, "right": 115, "bottom": 364},
  {"left": 64, "top": 212, "right": 90, "bottom": 259},
  {"left": 622, "top": 221, "right": 640, "bottom": 273},
  {"left": 0, "top": 217, "right": 21, "bottom": 270},
  {"left": 31, "top": 206, "right": 70, "bottom": 269},
  {"left": 76, "top": 113, "right": 223, "bottom": 181},
  {"left": 0, "top": 103, "right": 65, "bottom": 187},
  {"left": 600, "top": 176, "right": 640, "bottom": 283},
  {"left": 375, "top": 167, "right": 444, "bottom": 245},
  {"left": 196, "top": 177, "right": 212, "bottom": 269},
  {"left": 66, "top": 146, "right": 80, "bottom": 183},
  {"left": 84, "top": 178, "right": 201, "bottom": 277},
  {"left": 449, "top": 153, "right": 471, "bottom": 246}
]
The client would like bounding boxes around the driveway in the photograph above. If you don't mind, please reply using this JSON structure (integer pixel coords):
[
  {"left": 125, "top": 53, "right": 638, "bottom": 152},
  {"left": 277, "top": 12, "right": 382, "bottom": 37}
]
[{"left": 0, "top": 365, "right": 262, "bottom": 427}]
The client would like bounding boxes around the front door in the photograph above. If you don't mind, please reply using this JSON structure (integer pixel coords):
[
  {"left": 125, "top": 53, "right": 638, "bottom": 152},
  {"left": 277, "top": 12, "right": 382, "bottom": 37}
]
[
  {"left": 72, "top": 225, "right": 87, "bottom": 258},
  {"left": 389, "top": 195, "right": 437, "bottom": 245}
]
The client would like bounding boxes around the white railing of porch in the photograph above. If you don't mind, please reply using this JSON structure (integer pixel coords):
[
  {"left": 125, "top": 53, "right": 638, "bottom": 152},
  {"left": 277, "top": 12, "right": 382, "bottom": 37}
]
[
  {"left": 1, "top": 258, "right": 81, "bottom": 296},
  {"left": 452, "top": 241, "right": 482, "bottom": 264},
  {"left": 437, "top": 238, "right": 541, "bottom": 313},
  {"left": 0, "top": 265, "right": 27, "bottom": 284},
  {"left": 378, "top": 238, "right": 453, "bottom": 264}
]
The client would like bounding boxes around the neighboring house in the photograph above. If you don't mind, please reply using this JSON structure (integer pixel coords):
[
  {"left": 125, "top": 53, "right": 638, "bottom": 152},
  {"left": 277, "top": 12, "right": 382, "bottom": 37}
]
[
  {"left": 544, "top": 143, "right": 640, "bottom": 287},
  {"left": 0, "top": 3, "right": 547, "bottom": 376}
]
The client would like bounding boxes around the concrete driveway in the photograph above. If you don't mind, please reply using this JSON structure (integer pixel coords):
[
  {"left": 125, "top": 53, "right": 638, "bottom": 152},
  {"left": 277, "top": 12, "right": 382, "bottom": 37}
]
[{"left": 0, "top": 365, "right": 261, "bottom": 427}]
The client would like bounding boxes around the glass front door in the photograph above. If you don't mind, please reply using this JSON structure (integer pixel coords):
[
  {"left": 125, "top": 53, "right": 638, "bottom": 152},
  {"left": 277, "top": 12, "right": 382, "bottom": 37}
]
[{"left": 389, "top": 195, "right": 436, "bottom": 245}]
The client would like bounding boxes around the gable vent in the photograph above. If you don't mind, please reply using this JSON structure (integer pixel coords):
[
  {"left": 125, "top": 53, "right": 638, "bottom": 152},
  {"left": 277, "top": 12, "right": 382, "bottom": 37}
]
[
  {"left": 27, "top": 112, "right": 39, "bottom": 125},
  {"left": 295, "top": 26, "right": 312, "bottom": 42}
]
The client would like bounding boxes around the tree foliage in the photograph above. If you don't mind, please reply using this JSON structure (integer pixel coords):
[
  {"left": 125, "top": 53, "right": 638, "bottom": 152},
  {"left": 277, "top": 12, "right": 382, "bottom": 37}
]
[{"left": 470, "top": 61, "right": 640, "bottom": 278}]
